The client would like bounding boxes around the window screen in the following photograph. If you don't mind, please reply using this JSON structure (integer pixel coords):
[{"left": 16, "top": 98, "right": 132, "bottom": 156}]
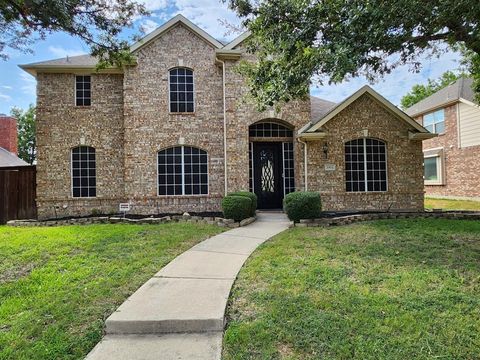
[
  {"left": 158, "top": 146, "right": 208, "bottom": 196},
  {"left": 345, "top": 138, "right": 387, "bottom": 192},
  {"left": 75, "top": 75, "right": 91, "bottom": 106},
  {"left": 169, "top": 68, "right": 194, "bottom": 113},
  {"left": 72, "top": 146, "right": 96, "bottom": 197}
]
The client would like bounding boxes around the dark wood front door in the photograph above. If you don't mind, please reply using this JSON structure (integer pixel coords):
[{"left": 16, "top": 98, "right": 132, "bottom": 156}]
[{"left": 253, "top": 142, "right": 284, "bottom": 209}]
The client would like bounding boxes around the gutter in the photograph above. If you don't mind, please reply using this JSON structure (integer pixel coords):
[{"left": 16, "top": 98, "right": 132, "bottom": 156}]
[{"left": 216, "top": 57, "right": 228, "bottom": 195}]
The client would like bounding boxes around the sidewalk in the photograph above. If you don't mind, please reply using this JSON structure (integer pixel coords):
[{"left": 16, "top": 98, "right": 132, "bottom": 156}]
[{"left": 86, "top": 212, "right": 290, "bottom": 359}]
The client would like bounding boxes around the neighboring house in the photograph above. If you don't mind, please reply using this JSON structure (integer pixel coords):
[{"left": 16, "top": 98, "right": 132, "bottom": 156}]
[
  {"left": 406, "top": 78, "right": 480, "bottom": 200},
  {"left": 20, "top": 15, "right": 434, "bottom": 220},
  {"left": 0, "top": 114, "right": 28, "bottom": 167}
]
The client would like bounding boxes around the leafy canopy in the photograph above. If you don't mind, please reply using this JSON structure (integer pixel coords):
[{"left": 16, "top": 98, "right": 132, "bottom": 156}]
[
  {"left": 11, "top": 104, "right": 36, "bottom": 164},
  {"left": 226, "top": 0, "right": 480, "bottom": 108},
  {"left": 0, "top": 0, "right": 148, "bottom": 65},
  {"left": 400, "top": 71, "right": 466, "bottom": 109}
]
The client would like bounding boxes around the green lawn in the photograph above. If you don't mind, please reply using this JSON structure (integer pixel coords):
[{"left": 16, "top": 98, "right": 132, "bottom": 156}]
[
  {"left": 224, "top": 219, "right": 480, "bottom": 360},
  {"left": 0, "top": 223, "right": 222, "bottom": 360},
  {"left": 425, "top": 197, "right": 480, "bottom": 211}
]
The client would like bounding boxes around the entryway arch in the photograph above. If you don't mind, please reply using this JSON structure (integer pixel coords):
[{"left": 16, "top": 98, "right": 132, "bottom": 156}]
[{"left": 248, "top": 120, "right": 295, "bottom": 209}]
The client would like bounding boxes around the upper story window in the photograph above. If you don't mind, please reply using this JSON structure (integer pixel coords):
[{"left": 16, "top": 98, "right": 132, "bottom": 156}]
[
  {"left": 71, "top": 146, "right": 96, "bottom": 197},
  {"left": 75, "top": 75, "right": 91, "bottom": 106},
  {"left": 345, "top": 138, "right": 387, "bottom": 192},
  {"left": 158, "top": 146, "right": 208, "bottom": 196},
  {"left": 423, "top": 109, "right": 445, "bottom": 134},
  {"left": 169, "top": 68, "right": 194, "bottom": 113}
]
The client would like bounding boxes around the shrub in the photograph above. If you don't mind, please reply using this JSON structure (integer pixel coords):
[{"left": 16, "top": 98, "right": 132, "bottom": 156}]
[
  {"left": 283, "top": 191, "right": 322, "bottom": 222},
  {"left": 228, "top": 191, "right": 257, "bottom": 216},
  {"left": 222, "top": 195, "right": 252, "bottom": 222}
]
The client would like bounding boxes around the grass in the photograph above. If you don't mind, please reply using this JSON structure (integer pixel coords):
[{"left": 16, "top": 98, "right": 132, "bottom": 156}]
[
  {"left": 0, "top": 223, "right": 222, "bottom": 360},
  {"left": 425, "top": 197, "right": 480, "bottom": 211},
  {"left": 223, "top": 219, "right": 480, "bottom": 360}
]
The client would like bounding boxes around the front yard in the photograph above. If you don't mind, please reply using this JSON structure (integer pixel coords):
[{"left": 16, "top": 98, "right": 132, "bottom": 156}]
[
  {"left": 0, "top": 223, "right": 222, "bottom": 359},
  {"left": 224, "top": 219, "right": 480, "bottom": 359},
  {"left": 425, "top": 197, "right": 480, "bottom": 211}
]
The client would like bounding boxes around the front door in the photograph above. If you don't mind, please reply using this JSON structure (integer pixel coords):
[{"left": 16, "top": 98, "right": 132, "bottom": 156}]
[{"left": 253, "top": 142, "right": 284, "bottom": 209}]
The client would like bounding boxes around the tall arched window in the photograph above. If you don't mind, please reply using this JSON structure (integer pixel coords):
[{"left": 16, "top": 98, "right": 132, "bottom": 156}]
[
  {"left": 71, "top": 146, "right": 96, "bottom": 197},
  {"left": 158, "top": 146, "right": 208, "bottom": 196},
  {"left": 169, "top": 68, "right": 194, "bottom": 113},
  {"left": 345, "top": 138, "right": 387, "bottom": 192}
]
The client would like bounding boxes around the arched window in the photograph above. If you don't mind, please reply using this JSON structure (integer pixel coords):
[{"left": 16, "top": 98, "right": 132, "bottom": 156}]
[
  {"left": 71, "top": 146, "right": 96, "bottom": 197},
  {"left": 158, "top": 146, "right": 208, "bottom": 196},
  {"left": 249, "top": 122, "right": 293, "bottom": 138},
  {"left": 169, "top": 68, "right": 194, "bottom": 113},
  {"left": 345, "top": 138, "right": 387, "bottom": 192}
]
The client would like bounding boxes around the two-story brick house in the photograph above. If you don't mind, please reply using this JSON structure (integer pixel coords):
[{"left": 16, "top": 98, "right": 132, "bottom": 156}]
[
  {"left": 20, "top": 15, "right": 435, "bottom": 219},
  {"left": 406, "top": 77, "right": 480, "bottom": 200}
]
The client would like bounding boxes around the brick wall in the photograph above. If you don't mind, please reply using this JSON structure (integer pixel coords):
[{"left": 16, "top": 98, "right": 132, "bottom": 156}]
[
  {"left": 418, "top": 104, "right": 480, "bottom": 199},
  {"left": 0, "top": 115, "right": 18, "bottom": 154}
]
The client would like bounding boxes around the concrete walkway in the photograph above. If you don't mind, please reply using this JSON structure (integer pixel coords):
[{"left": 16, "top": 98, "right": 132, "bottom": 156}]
[{"left": 86, "top": 212, "right": 290, "bottom": 360}]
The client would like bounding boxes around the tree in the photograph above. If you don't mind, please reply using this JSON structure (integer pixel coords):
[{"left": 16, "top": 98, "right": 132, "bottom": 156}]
[
  {"left": 400, "top": 71, "right": 466, "bottom": 109},
  {"left": 11, "top": 105, "right": 36, "bottom": 165},
  {"left": 225, "top": 0, "right": 480, "bottom": 108},
  {"left": 1, "top": 0, "right": 148, "bottom": 65}
]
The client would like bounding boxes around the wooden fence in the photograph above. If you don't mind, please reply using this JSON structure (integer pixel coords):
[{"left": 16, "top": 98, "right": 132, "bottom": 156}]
[{"left": 0, "top": 166, "right": 36, "bottom": 224}]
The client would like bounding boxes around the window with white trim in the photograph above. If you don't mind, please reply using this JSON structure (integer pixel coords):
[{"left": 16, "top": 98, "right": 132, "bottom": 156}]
[
  {"left": 424, "top": 150, "right": 444, "bottom": 185},
  {"left": 75, "top": 75, "right": 91, "bottom": 106},
  {"left": 345, "top": 138, "right": 387, "bottom": 192},
  {"left": 72, "top": 146, "right": 96, "bottom": 197},
  {"left": 423, "top": 109, "right": 445, "bottom": 134},
  {"left": 158, "top": 146, "right": 208, "bottom": 196},
  {"left": 169, "top": 68, "right": 194, "bottom": 113}
]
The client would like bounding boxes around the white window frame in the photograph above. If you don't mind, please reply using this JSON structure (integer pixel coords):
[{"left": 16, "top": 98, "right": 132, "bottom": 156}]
[
  {"left": 424, "top": 148, "right": 445, "bottom": 185},
  {"left": 168, "top": 67, "right": 195, "bottom": 114},
  {"left": 423, "top": 109, "right": 445, "bottom": 134}
]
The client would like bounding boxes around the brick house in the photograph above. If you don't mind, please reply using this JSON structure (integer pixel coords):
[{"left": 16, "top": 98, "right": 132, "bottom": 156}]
[
  {"left": 20, "top": 15, "right": 434, "bottom": 219},
  {"left": 406, "top": 78, "right": 480, "bottom": 200}
]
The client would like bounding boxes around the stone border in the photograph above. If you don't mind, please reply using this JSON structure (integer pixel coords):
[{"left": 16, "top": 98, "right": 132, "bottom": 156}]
[
  {"left": 7, "top": 214, "right": 257, "bottom": 228},
  {"left": 293, "top": 211, "right": 480, "bottom": 227}
]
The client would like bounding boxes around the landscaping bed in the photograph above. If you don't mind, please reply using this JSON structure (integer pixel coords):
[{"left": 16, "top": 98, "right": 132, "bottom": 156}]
[
  {"left": 224, "top": 218, "right": 480, "bottom": 359},
  {"left": 0, "top": 222, "right": 222, "bottom": 359}
]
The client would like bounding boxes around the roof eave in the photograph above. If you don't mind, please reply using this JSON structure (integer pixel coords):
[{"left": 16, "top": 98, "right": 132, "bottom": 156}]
[
  {"left": 215, "top": 49, "right": 243, "bottom": 60},
  {"left": 406, "top": 99, "right": 460, "bottom": 117},
  {"left": 223, "top": 31, "right": 251, "bottom": 50},
  {"left": 18, "top": 64, "right": 124, "bottom": 77}
]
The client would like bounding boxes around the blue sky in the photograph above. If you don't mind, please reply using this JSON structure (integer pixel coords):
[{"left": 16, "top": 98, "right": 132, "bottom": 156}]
[{"left": 0, "top": 0, "right": 463, "bottom": 115}]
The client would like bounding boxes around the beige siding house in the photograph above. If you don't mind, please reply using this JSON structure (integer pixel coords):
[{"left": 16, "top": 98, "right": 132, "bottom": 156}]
[
  {"left": 406, "top": 78, "right": 480, "bottom": 200},
  {"left": 21, "top": 15, "right": 434, "bottom": 219}
]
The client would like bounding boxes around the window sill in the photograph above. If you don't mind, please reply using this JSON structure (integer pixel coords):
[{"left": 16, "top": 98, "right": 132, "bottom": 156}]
[
  {"left": 425, "top": 182, "right": 445, "bottom": 186},
  {"left": 169, "top": 112, "right": 196, "bottom": 116}
]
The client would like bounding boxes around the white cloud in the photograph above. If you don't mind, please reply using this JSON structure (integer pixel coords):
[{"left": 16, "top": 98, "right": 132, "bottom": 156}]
[
  {"left": 2, "top": 85, "right": 13, "bottom": 90},
  {"left": 0, "top": 92, "right": 12, "bottom": 101},
  {"left": 141, "top": 0, "right": 168, "bottom": 11},
  {"left": 20, "top": 72, "right": 36, "bottom": 96},
  {"left": 48, "top": 46, "right": 85, "bottom": 58},
  {"left": 140, "top": 19, "right": 160, "bottom": 34}
]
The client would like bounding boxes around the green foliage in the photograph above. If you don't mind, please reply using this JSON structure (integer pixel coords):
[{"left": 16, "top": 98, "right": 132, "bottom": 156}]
[
  {"left": 225, "top": 0, "right": 480, "bottom": 108},
  {"left": 0, "top": 223, "right": 222, "bottom": 359},
  {"left": 400, "top": 71, "right": 466, "bottom": 109},
  {"left": 0, "top": 0, "right": 148, "bottom": 65},
  {"left": 283, "top": 191, "right": 322, "bottom": 222},
  {"left": 224, "top": 219, "right": 480, "bottom": 359},
  {"left": 10, "top": 104, "right": 36, "bottom": 164},
  {"left": 228, "top": 191, "right": 257, "bottom": 216},
  {"left": 222, "top": 195, "right": 252, "bottom": 221},
  {"left": 461, "top": 48, "right": 480, "bottom": 103}
]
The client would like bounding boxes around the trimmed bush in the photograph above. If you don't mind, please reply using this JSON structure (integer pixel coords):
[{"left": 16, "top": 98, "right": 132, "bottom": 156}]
[
  {"left": 228, "top": 191, "right": 257, "bottom": 216},
  {"left": 283, "top": 191, "right": 322, "bottom": 222},
  {"left": 222, "top": 195, "right": 252, "bottom": 222}
]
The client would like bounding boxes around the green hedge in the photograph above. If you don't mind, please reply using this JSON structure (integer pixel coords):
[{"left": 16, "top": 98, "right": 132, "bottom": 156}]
[
  {"left": 228, "top": 191, "right": 257, "bottom": 216},
  {"left": 222, "top": 195, "right": 252, "bottom": 222},
  {"left": 283, "top": 191, "right": 322, "bottom": 222}
]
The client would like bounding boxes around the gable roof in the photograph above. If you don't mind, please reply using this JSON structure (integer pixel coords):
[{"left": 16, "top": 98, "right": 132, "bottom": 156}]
[
  {"left": 303, "top": 85, "right": 429, "bottom": 134},
  {"left": 310, "top": 96, "right": 336, "bottom": 123},
  {"left": 405, "top": 77, "right": 475, "bottom": 117},
  {"left": 0, "top": 147, "right": 29, "bottom": 167},
  {"left": 223, "top": 31, "right": 251, "bottom": 50}
]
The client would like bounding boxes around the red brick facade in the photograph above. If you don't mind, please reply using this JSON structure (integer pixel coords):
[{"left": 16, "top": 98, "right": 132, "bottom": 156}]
[
  {"left": 0, "top": 115, "right": 18, "bottom": 154},
  {"left": 417, "top": 104, "right": 480, "bottom": 199}
]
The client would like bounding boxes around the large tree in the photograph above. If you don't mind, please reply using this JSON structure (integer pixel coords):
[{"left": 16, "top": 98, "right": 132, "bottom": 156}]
[
  {"left": 11, "top": 105, "right": 35, "bottom": 165},
  {"left": 0, "top": 0, "right": 147, "bottom": 65},
  {"left": 226, "top": 0, "right": 480, "bottom": 108},
  {"left": 400, "top": 71, "right": 466, "bottom": 109}
]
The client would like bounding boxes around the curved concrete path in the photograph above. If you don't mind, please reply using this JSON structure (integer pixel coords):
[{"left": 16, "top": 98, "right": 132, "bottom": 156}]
[{"left": 86, "top": 212, "right": 290, "bottom": 359}]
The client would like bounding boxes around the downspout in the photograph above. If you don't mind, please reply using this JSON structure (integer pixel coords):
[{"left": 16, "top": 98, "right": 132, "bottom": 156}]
[
  {"left": 216, "top": 57, "right": 228, "bottom": 195},
  {"left": 297, "top": 138, "right": 308, "bottom": 191}
]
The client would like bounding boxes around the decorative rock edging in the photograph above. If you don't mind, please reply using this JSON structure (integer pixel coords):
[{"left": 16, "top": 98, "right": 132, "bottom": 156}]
[
  {"left": 7, "top": 214, "right": 257, "bottom": 228},
  {"left": 293, "top": 211, "right": 480, "bottom": 227}
]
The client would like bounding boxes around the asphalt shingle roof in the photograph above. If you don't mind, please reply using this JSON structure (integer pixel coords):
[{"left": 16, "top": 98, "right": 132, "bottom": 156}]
[{"left": 0, "top": 147, "right": 29, "bottom": 167}]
